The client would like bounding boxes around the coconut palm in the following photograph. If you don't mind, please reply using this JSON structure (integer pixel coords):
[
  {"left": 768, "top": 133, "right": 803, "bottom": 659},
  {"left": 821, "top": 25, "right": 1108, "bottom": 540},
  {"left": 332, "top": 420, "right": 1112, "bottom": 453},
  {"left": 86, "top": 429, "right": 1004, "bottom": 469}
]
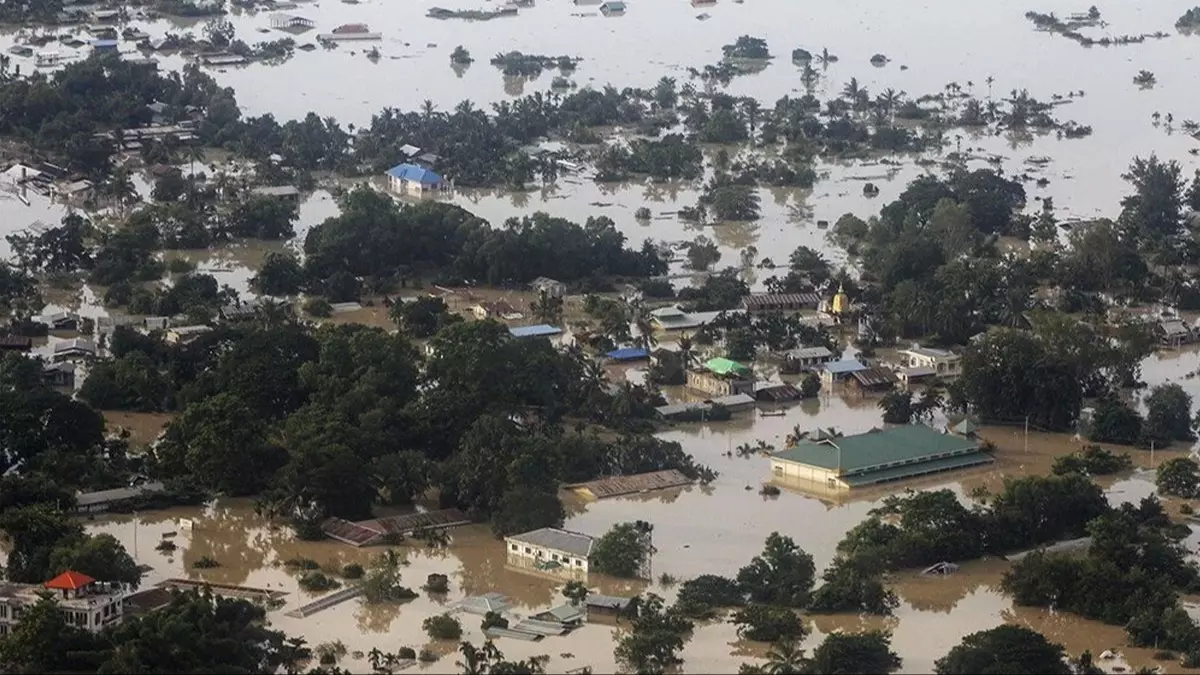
[
  {"left": 985, "top": 75, "right": 995, "bottom": 98},
  {"left": 420, "top": 98, "right": 437, "bottom": 119},
  {"left": 876, "top": 87, "right": 902, "bottom": 117},
  {"left": 764, "top": 639, "right": 808, "bottom": 674}
]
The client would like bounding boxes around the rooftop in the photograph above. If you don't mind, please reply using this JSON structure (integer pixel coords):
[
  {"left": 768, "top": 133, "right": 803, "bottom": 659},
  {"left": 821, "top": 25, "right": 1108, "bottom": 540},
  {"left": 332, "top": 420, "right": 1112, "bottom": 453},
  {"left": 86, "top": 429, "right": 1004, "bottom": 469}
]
[
  {"left": 45, "top": 570, "right": 95, "bottom": 590},
  {"left": 902, "top": 346, "right": 956, "bottom": 359},
  {"left": 505, "top": 528, "right": 595, "bottom": 558},
  {"left": 787, "top": 346, "right": 834, "bottom": 360},
  {"left": 386, "top": 163, "right": 443, "bottom": 185},
  {"left": 251, "top": 185, "right": 300, "bottom": 197},
  {"left": 705, "top": 357, "right": 752, "bottom": 378},
  {"left": 75, "top": 481, "right": 166, "bottom": 508},
  {"left": 773, "top": 424, "right": 981, "bottom": 476},
  {"left": 606, "top": 347, "right": 650, "bottom": 361},
  {"left": 744, "top": 292, "right": 822, "bottom": 309},
  {"left": 823, "top": 359, "right": 868, "bottom": 375},
  {"left": 509, "top": 324, "right": 562, "bottom": 339}
]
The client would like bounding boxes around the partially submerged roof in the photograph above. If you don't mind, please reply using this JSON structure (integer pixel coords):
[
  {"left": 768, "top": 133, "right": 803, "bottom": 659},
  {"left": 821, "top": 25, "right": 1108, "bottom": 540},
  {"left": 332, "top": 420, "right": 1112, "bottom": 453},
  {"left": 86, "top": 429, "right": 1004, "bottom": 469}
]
[
  {"left": 456, "top": 592, "right": 512, "bottom": 615},
  {"left": 705, "top": 357, "right": 751, "bottom": 378},
  {"left": 386, "top": 163, "right": 443, "bottom": 184},
  {"left": 537, "top": 603, "right": 586, "bottom": 623},
  {"left": 773, "top": 424, "right": 981, "bottom": 476},
  {"left": 710, "top": 393, "right": 756, "bottom": 408},
  {"left": 744, "top": 292, "right": 822, "bottom": 309},
  {"left": 54, "top": 338, "right": 96, "bottom": 354},
  {"left": 45, "top": 570, "right": 95, "bottom": 590},
  {"left": 787, "top": 346, "right": 833, "bottom": 360},
  {"left": 566, "top": 469, "right": 693, "bottom": 499},
  {"left": 251, "top": 185, "right": 300, "bottom": 197},
  {"left": 505, "top": 528, "right": 595, "bottom": 558},
  {"left": 75, "top": 481, "right": 166, "bottom": 508},
  {"left": 902, "top": 345, "right": 956, "bottom": 359},
  {"left": 586, "top": 593, "right": 633, "bottom": 610}
]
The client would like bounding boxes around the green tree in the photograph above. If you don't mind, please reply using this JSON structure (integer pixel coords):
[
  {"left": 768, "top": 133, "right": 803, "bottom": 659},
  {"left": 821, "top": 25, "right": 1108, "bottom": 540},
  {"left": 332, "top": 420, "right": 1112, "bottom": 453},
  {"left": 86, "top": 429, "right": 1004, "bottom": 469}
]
[
  {"left": 674, "top": 574, "right": 745, "bottom": 618},
  {"left": 706, "top": 184, "right": 762, "bottom": 221},
  {"left": 730, "top": 605, "right": 804, "bottom": 642},
  {"left": 1088, "top": 396, "right": 1143, "bottom": 446},
  {"left": 1143, "top": 383, "right": 1194, "bottom": 444},
  {"left": 251, "top": 252, "right": 305, "bottom": 296},
  {"left": 763, "top": 639, "right": 808, "bottom": 674},
  {"left": 808, "top": 557, "right": 898, "bottom": 615},
  {"left": 934, "top": 625, "right": 1070, "bottom": 675},
  {"left": 48, "top": 533, "right": 141, "bottom": 588},
  {"left": 562, "top": 580, "right": 589, "bottom": 605},
  {"left": 959, "top": 328, "right": 1082, "bottom": 430},
  {"left": 1156, "top": 457, "right": 1200, "bottom": 498},
  {"left": 372, "top": 451, "right": 435, "bottom": 505},
  {"left": 0, "top": 594, "right": 98, "bottom": 672},
  {"left": 0, "top": 504, "right": 85, "bottom": 583},
  {"left": 156, "top": 392, "right": 285, "bottom": 496},
  {"left": 806, "top": 631, "right": 901, "bottom": 675},
  {"left": 1120, "top": 154, "right": 1185, "bottom": 242},
  {"left": 424, "top": 614, "right": 464, "bottom": 640},
  {"left": 531, "top": 291, "right": 564, "bottom": 325},
  {"left": 78, "top": 353, "right": 171, "bottom": 412},
  {"left": 613, "top": 594, "right": 693, "bottom": 674},
  {"left": 686, "top": 235, "right": 722, "bottom": 271},
  {"left": 877, "top": 390, "right": 914, "bottom": 424},
  {"left": 591, "top": 521, "right": 652, "bottom": 578},
  {"left": 800, "top": 372, "right": 821, "bottom": 398},
  {"left": 390, "top": 296, "right": 458, "bottom": 339},
  {"left": 736, "top": 532, "right": 816, "bottom": 608}
]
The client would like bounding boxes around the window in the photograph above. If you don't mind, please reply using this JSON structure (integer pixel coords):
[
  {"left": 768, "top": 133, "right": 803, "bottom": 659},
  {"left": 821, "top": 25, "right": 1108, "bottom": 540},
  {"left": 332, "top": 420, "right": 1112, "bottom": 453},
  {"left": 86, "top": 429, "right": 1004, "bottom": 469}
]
[
  {"left": 94, "top": 612, "right": 100, "bottom": 625},
  {"left": 0, "top": 605, "right": 7, "bottom": 619},
  {"left": 524, "top": 547, "right": 531, "bottom": 554},
  {"left": 575, "top": 559, "right": 583, "bottom": 566},
  {"left": 552, "top": 553, "right": 559, "bottom": 562},
  {"left": 0, "top": 624, "right": 8, "bottom": 635},
  {"left": 510, "top": 544, "right": 518, "bottom": 551}
]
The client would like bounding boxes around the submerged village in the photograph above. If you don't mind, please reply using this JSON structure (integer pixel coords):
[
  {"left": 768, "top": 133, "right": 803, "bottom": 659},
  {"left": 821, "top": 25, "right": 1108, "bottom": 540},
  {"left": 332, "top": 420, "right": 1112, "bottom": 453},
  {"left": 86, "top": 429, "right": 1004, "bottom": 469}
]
[{"left": 6, "top": 0, "right": 1200, "bottom": 673}]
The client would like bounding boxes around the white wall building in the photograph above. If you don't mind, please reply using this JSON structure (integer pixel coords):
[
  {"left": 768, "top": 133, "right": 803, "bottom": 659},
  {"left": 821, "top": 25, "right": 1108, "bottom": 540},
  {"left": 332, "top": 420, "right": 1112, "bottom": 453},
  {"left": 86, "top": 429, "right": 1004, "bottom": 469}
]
[
  {"left": 504, "top": 527, "right": 594, "bottom": 577},
  {"left": 899, "top": 346, "right": 962, "bottom": 381},
  {"left": 0, "top": 571, "right": 125, "bottom": 636}
]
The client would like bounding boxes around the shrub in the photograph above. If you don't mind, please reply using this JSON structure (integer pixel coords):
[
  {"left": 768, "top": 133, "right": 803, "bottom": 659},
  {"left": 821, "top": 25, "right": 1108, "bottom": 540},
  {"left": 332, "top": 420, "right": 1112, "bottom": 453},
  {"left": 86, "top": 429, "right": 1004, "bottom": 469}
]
[
  {"left": 423, "top": 614, "right": 463, "bottom": 640},
  {"left": 341, "top": 563, "right": 364, "bottom": 579}
]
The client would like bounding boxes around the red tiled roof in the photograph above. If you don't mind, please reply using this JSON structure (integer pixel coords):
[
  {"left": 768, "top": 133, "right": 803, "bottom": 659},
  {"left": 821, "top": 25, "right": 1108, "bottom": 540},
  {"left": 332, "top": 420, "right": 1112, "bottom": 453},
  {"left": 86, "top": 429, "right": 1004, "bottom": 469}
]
[{"left": 45, "top": 570, "right": 96, "bottom": 590}]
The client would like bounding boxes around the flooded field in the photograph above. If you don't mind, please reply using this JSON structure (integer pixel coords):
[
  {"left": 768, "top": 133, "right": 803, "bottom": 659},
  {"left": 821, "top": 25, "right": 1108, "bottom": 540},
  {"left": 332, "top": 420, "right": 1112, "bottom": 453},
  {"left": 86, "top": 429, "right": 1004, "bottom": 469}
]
[
  {"left": 84, "top": 404, "right": 1197, "bottom": 673},
  {"left": 2, "top": 1, "right": 1200, "bottom": 298}
]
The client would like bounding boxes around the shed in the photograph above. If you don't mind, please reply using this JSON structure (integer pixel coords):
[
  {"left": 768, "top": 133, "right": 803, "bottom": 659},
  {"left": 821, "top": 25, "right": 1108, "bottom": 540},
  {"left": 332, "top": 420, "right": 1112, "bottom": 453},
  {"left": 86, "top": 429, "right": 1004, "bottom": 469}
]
[
  {"left": 709, "top": 392, "right": 757, "bottom": 411},
  {"left": 848, "top": 366, "right": 899, "bottom": 392},
  {"left": 565, "top": 470, "right": 693, "bottom": 500},
  {"left": 74, "top": 481, "right": 166, "bottom": 513},
  {"left": 743, "top": 292, "right": 822, "bottom": 313}
]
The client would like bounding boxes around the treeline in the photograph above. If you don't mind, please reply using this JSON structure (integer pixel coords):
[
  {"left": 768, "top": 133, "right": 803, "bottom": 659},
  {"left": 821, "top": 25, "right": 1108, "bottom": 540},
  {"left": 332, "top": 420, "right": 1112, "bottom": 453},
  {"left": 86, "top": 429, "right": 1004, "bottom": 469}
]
[
  {"left": 73, "top": 318, "right": 712, "bottom": 535},
  {"left": 295, "top": 188, "right": 666, "bottom": 299}
]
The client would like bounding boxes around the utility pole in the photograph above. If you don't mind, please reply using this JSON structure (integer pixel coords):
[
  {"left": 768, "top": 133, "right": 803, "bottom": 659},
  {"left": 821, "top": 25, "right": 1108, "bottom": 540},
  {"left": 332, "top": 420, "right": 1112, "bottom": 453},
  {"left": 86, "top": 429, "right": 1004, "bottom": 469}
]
[{"left": 1024, "top": 416, "right": 1029, "bottom": 454}]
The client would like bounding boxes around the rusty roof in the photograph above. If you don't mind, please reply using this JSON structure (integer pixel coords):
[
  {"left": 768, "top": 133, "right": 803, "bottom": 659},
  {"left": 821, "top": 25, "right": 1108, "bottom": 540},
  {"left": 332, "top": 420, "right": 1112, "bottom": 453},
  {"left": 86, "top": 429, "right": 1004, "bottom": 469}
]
[{"left": 567, "top": 469, "right": 693, "bottom": 499}]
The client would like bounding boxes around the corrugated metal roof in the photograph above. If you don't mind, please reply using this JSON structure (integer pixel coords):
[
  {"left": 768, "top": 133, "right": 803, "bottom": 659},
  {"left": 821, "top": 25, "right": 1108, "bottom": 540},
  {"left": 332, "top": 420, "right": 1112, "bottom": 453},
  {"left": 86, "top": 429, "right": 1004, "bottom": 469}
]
[
  {"left": 505, "top": 528, "right": 594, "bottom": 557},
  {"left": 606, "top": 347, "right": 650, "bottom": 361},
  {"left": 824, "top": 359, "right": 868, "bottom": 375},
  {"left": 840, "top": 451, "right": 993, "bottom": 486},
  {"left": 509, "top": 324, "right": 562, "bottom": 338},
  {"left": 75, "top": 481, "right": 166, "bottom": 507},
  {"left": 773, "top": 425, "right": 979, "bottom": 474},
  {"left": 711, "top": 393, "right": 756, "bottom": 408},
  {"left": 386, "top": 163, "right": 443, "bottom": 184},
  {"left": 586, "top": 593, "right": 633, "bottom": 610},
  {"left": 787, "top": 346, "right": 833, "bottom": 360}
]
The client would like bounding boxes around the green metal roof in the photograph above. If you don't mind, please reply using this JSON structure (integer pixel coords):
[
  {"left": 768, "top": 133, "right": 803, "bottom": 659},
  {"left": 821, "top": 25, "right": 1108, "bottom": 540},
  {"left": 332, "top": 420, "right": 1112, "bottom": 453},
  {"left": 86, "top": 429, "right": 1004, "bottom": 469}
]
[
  {"left": 840, "top": 451, "right": 993, "bottom": 486},
  {"left": 705, "top": 357, "right": 751, "bottom": 378},
  {"left": 772, "top": 424, "right": 980, "bottom": 476}
]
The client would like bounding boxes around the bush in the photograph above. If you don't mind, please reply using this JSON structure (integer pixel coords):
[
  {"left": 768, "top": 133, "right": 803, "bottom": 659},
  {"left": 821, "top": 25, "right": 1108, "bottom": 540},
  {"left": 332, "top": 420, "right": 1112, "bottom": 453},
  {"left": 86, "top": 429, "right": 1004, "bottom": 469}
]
[
  {"left": 284, "top": 557, "right": 321, "bottom": 570},
  {"left": 155, "top": 539, "right": 177, "bottom": 553},
  {"left": 674, "top": 574, "right": 745, "bottom": 618},
  {"left": 192, "top": 555, "right": 220, "bottom": 568},
  {"left": 635, "top": 206, "right": 652, "bottom": 220},
  {"left": 591, "top": 521, "right": 652, "bottom": 578},
  {"left": 341, "top": 563, "right": 364, "bottom": 579},
  {"left": 299, "top": 571, "right": 340, "bottom": 592},
  {"left": 423, "top": 614, "right": 463, "bottom": 640},
  {"left": 730, "top": 605, "right": 805, "bottom": 642},
  {"left": 418, "top": 649, "right": 438, "bottom": 663},
  {"left": 304, "top": 296, "right": 333, "bottom": 317},
  {"left": 759, "top": 484, "right": 781, "bottom": 496},
  {"left": 481, "top": 611, "right": 509, "bottom": 630},
  {"left": 396, "top": 646, "right": 417, "bottom": 660},
  {"left": 423, "top": 573, "right": 450, "bottom": 593}
]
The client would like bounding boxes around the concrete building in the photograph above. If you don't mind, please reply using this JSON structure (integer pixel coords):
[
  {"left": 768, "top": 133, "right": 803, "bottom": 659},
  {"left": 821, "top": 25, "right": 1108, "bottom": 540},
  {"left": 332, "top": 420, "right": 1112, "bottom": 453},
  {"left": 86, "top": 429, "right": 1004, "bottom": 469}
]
[
  {"left": 385, "top": 163, "right": 446, "bottom": 193},
  {"left": 530, "top": 277, "right": 567, "bottom": 299},
  {"left": 769, "top": 424, "right": 992, "bottom": 491},
  {"left": 0, "top": 571, "right": 126, "bottom": 636},
  {"left": 505, "top": 527, "right": 594, "bottom": 578},
  {"left": 898, "top": 345, "right": 962, "bottom": 381},
  {"left": 686, "top": 357, "right": 755, "bottom": 397}
]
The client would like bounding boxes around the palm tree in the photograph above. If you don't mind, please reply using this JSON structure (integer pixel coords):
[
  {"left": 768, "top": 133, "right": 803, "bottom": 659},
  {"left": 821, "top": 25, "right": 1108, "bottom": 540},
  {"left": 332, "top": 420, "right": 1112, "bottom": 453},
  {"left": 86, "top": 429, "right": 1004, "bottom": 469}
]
[
  {"left": 765, "top": 639, "right": 808, "bottom": 674},
  {"left": 420, "top": 99, "right": 437, "bottom": 120},
  {"left": 985, "top": 75, "right": 995, "bottom": 99}
]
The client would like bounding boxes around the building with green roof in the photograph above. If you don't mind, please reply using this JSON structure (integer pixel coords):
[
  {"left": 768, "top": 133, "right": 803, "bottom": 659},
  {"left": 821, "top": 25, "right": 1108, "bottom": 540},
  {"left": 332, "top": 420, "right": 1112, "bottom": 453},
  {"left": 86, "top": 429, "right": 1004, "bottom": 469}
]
[
  {"left": 686, "top": 357, "right": 756, "bottom": 397},
  {"left": 769, "top": 424, "right": 992, "bottom": 490}
]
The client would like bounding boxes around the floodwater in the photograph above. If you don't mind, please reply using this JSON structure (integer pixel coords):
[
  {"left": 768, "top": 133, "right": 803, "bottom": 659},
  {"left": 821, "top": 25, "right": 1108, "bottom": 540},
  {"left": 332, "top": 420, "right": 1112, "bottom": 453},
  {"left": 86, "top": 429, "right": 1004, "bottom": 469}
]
[
  {"left": 3, "top": 0, "right": 1200, "bottom": 295},
  {"left": 82, "top": 409, "right": 1198, "bottom": 674}
]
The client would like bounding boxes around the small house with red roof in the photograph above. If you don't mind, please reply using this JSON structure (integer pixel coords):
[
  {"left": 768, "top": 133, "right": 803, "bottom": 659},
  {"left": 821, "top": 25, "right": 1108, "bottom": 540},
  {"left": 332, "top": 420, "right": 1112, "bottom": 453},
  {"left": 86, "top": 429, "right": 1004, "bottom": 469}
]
[{"left": 0, "top": 570, "right": 126, "bottom": 635}]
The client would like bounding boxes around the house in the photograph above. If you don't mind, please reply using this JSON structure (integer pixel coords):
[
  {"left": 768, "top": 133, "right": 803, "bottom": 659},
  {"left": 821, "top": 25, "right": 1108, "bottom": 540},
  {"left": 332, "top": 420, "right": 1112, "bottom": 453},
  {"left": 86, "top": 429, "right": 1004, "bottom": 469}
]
[
  {"left": 43, "top": 362, "right": 76, "bottom": 388},
  {"left": 585, "top": 593, "right": 632, "bottom": 618},
  {"left": 897, "top": 366, "right": 938, "bottom": 389},
  {"left": 41, "top": 311, "right": 80, "bottom": 331},
  {"left": 90, "top": 39, "right": 119, "bottom": 53},
  {"left": 530, "top": 277, "right": 567, "bottom": 299},
  {"left": 91, "top": 8, "right": 119, "bottom": 21},
  {"left": 743, "top": 292, "right": 822, "bottom": 314},
  {"left": 600, "top": 1, "right": 627, "bottom": 14},
  {"left": 820, "top": 358, "right": 868, "bottom": 388},
  {"left": 847, "top": 366, "right": 899, "bottom": 393},
  {"left": 317, "top": 24, "right": 382, "bottom": 41},
  {"left": 784, "top": 346, "right": 835, "bottom": 370},
  {"left": 1159, "top": 319, "right": 1193, "bottom": 346},
  {"left": 414, "top": 152, "right": 441, "bottom": 169},
  {"left": 52, "top": 338, "right": 96, "bottom": 362},
  {"left": 269, "top": 13, "right": 315, "bottom": 30},
  {"left": 650, "top": 305, "right": 743, "bottom": 332},
  {"left": 769, "top": 424, "right": 993, "bottom": 490},
  {"left": 709, "top": 392, "right": 757, "bottom": 412},
  {"left": 534, "top": 603, "right": 586, "bottom": 628},
  {"left": 386, "top": 163, "right": 446, "bottom": 193},
  {"left": 74, "top": 482, "right": 166, "bottom": 514},
  {"left": 504, "top": 527, "right": 595, "bottom": 577},
  {"left": 165, "top": 325, "right": 212, "bottom": 345},
  {"left": 899, "top": 345, "right": 962, "bottom": 381},
  {"left": 509, "top": 324, "right": 563, "bottom": 340},
  {"left": 53, "top": 179, "right": 93, "bottom": 201},
  {"left": 0, "top": 335, "right": 33, "bottom": 352},
  {"left": 250, "top": 185, "right": 301, "bottom": 201},
  {"left": 219, "top": 299, "right": 286, "bottom": 322},
  {"left": 0, "top": 571, "right": 126, "bottom": 636},
  {"left": 686, "top": 357, "right": 755, "bottom": 397},
  {"left": 472, "top": 300, "right": 518, "bottom": 320}
]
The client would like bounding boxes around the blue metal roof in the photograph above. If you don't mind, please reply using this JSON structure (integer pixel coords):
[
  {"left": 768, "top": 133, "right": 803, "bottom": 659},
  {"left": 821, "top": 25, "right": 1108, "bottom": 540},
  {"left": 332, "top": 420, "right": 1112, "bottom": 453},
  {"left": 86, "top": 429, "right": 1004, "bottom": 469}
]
[
  {"left": 509, "top": 324, "right": 562, "bottom": 339},
  {"left": 606, "top": 347, "right": 650, "bottom": 361},
  {"left": 386, "top": 163, "right": 443, "bottom": 185},
  {"left": 91, "top": 39, "right": 119, "bottom": 48},
  {"left": 824, "top": 359, "right": 869, "bottom": 375}
]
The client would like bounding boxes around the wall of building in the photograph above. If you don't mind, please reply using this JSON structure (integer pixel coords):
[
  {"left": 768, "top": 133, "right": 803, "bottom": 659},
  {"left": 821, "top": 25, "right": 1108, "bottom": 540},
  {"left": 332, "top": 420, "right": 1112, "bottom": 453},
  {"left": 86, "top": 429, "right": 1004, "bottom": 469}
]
[
  {"left": 686, "top": 370, "right": 753, "bottom": 397},
  {"left": 770, "top": 458, "right": 842, "bottom": 487},
  {"left": 504, "top": 540, "right": 590, "bottom": 576}
]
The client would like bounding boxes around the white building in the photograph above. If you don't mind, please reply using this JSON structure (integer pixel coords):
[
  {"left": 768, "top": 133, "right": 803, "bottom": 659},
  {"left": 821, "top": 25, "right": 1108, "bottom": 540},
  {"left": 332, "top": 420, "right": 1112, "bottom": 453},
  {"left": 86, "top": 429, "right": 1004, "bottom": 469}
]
[
  {"left": 504, "top": 527, "right": 594, "bottom": 577},
  {"left": 898, "top": 345, "right": 961, "bottom": 381},
  {"left": 0, "top": 571, "right": 125, "bottom": 636}
]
